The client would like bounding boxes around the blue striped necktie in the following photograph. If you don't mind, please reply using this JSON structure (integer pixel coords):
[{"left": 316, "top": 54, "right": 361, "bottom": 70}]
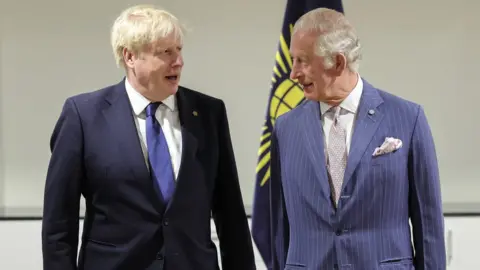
[{"left": 145, "top": 102, "right": 176, "bottom": 203}]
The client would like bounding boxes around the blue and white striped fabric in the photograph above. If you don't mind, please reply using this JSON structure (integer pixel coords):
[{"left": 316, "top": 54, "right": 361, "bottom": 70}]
[{"left": 269, "top": 79, "right": 446, "bottom": 270}]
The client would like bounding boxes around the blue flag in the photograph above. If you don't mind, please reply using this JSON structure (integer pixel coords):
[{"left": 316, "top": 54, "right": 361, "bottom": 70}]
[{"left": 251, "top": 0, "right": 344, "bottom": 267}]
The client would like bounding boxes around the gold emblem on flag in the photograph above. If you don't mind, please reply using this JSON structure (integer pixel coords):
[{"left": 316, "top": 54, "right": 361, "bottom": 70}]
[{"left": 256, "top": 25, "right": 305, "bottom": 186}]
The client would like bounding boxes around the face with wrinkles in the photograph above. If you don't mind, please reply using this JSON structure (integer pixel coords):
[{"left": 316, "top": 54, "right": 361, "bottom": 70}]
[{"left": 289, "top": 30, "right": 347, "bottom": 104}]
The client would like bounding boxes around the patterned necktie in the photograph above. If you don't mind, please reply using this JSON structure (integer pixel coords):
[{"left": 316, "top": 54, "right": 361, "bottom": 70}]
[
  {"left": 145, "top": 102, "right": 176, "bottom": 204},
  {"left": 327, "top": 106, "right": 347, "bottom": 205}
]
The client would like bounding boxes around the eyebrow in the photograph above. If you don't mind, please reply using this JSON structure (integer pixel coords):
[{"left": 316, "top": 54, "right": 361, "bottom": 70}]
[{"left": 291, "top": 54, "right": 307, "bottom": 60}]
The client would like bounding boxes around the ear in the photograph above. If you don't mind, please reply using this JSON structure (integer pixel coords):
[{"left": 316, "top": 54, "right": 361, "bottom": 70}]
[
  {"left": 332, "top": 53, "right": 347, "bottom": 75},
  {"left": 123, "top": 47, "right": 136, "bottom": 69}
]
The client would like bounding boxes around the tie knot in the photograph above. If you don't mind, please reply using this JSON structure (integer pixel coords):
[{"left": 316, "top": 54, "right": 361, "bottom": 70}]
[
  {"left": 328, "top": 106, "right": 342, "bottom": 116},
  {"left": 146, "top": 102, "right": 161, "bottom": 117}
]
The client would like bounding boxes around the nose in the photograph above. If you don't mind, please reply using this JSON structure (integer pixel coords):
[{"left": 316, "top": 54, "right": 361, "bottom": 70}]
[
  {"left": 290, "top": 67, "right": 299, "bottom": 80},
  {"left": 173, "top": 54, "right": 184, "bottom": 67}
]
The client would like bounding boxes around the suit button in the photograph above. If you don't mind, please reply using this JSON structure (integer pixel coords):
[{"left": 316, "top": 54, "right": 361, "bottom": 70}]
[
  {"left": 156, "top": 253, "right": 164, "bottom": 260},
  {"left": 336, "top": 229, "right": 342, "bottom": 236},
  {"left": 163, "top": 219, "right": 169, "bottom": 226},
  {"left": 333, "top": 263, "right": 338, "bottom": 269}
]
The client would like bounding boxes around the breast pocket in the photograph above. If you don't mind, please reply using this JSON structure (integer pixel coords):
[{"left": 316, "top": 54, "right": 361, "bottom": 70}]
[
  {"left": 367, "top": 147, "right": 409, "bottom": 194},
  {"left": 371, "top": 149, "right": 404, "bottom": 166}
]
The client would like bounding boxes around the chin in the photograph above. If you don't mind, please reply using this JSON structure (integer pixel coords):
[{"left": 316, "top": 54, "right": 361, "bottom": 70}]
[{"left": 168, "top": 85, "right": 179, "bottom": 95}]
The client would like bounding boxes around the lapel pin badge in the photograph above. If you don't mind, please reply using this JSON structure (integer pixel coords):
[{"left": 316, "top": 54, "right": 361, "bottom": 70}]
[
  {"left": 368, "top": 109, "right": 375, "bottom": 115},
  {"left": 192, "top": 111, "right": 198, "bottom": 116}
]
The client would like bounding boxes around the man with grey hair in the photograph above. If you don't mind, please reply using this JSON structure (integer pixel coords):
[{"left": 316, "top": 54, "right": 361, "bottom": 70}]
[
  {"left": 269, "top": 8, "right": 446, "bottom": 269},
  {"left": 41, "top": 5, "right": 255, "bottom": 270}
]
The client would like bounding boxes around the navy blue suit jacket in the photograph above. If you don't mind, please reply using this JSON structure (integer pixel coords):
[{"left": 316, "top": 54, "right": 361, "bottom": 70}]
[
  {"left": 269, "top": 80, "right": 446, "bottom": 270},
  {"left": 41, "top": 79, "right": 255, "bottom": 270}
]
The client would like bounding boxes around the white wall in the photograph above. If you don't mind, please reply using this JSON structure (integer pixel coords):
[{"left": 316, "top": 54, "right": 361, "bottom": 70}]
[
  {"left": 0, "top": 14, "right": 4, "bottom": 207},
  {"left": 1, "top": 0, "right": 480, "bottom": 210},
  {"left": 0, "top": 217, "right": 478, "bottom": 269},
  {"left": 344, "top": 0, "right": 480, "bottom": 204}
]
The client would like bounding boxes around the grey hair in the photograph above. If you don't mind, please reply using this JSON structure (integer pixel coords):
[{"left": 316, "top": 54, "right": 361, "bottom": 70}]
[{"left": 292, "top": 8, "right": 362, "bottom": 72}]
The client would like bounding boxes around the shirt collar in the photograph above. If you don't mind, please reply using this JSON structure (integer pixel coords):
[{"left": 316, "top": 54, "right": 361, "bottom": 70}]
[
  {"left": 320, "top": 73, "right": 363, "bottom": 115},
  {"left": 125, "top": 78, "right": 176, "bottom": 116}
]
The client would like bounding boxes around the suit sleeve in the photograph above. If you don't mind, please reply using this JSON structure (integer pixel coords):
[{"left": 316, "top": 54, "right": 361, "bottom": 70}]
[
  {"left": 42, "top": 98, "right": 84, "bottom": 270},
  {"left": 269, "top": 126, "right": 289, "bottom": 270},
  {"left": 408, "top": 105, "right": 446, "bottom": 269},
  {"left": 211, "top": 100, "right": 256, "bottom": 270}
]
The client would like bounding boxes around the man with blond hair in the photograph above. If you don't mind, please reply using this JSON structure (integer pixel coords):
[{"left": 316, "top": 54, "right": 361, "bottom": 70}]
[
  {"left": 41, "top": 5, "right": 255, "bottom": 270},
  {"left": 268, "top": 7, "right": 446, "bottom": 270}
]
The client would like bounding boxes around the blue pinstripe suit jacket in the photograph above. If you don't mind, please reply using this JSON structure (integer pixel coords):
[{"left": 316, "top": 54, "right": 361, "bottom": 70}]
[{"left": 269, "top": 79, "right": 446, "bottom": 270}]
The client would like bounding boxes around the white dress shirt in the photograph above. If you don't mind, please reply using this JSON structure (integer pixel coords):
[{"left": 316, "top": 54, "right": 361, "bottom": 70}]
[
  {"left": 320, "top": 74, "right": 363, "bottom": 154},
  {"left": 125, "top": 79, "right": 182, "bottom": 180}
]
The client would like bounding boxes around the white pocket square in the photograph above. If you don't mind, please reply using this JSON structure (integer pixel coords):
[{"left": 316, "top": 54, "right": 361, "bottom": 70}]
[{"left": 372, "top": 137, "right": 402, "bottom": 156}]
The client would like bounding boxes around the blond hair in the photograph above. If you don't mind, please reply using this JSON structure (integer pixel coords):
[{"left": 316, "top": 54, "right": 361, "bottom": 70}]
[{"left": 110, "top": 5, "right": 185, "bottom": 67}]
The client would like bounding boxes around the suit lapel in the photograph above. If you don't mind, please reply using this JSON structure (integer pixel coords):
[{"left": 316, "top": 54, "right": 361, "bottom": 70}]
[
  {"left": 102, "top": 80, "right": 165, "bottom": 212},
  {"left": 164, "top": 87, "right": 204, "bottom": 213},
  {"left": 301, "top": 100, "right": 332, "bottom": 199},
  {"left": 342, "top": 80, "right": 384, "bottom": 189}
]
